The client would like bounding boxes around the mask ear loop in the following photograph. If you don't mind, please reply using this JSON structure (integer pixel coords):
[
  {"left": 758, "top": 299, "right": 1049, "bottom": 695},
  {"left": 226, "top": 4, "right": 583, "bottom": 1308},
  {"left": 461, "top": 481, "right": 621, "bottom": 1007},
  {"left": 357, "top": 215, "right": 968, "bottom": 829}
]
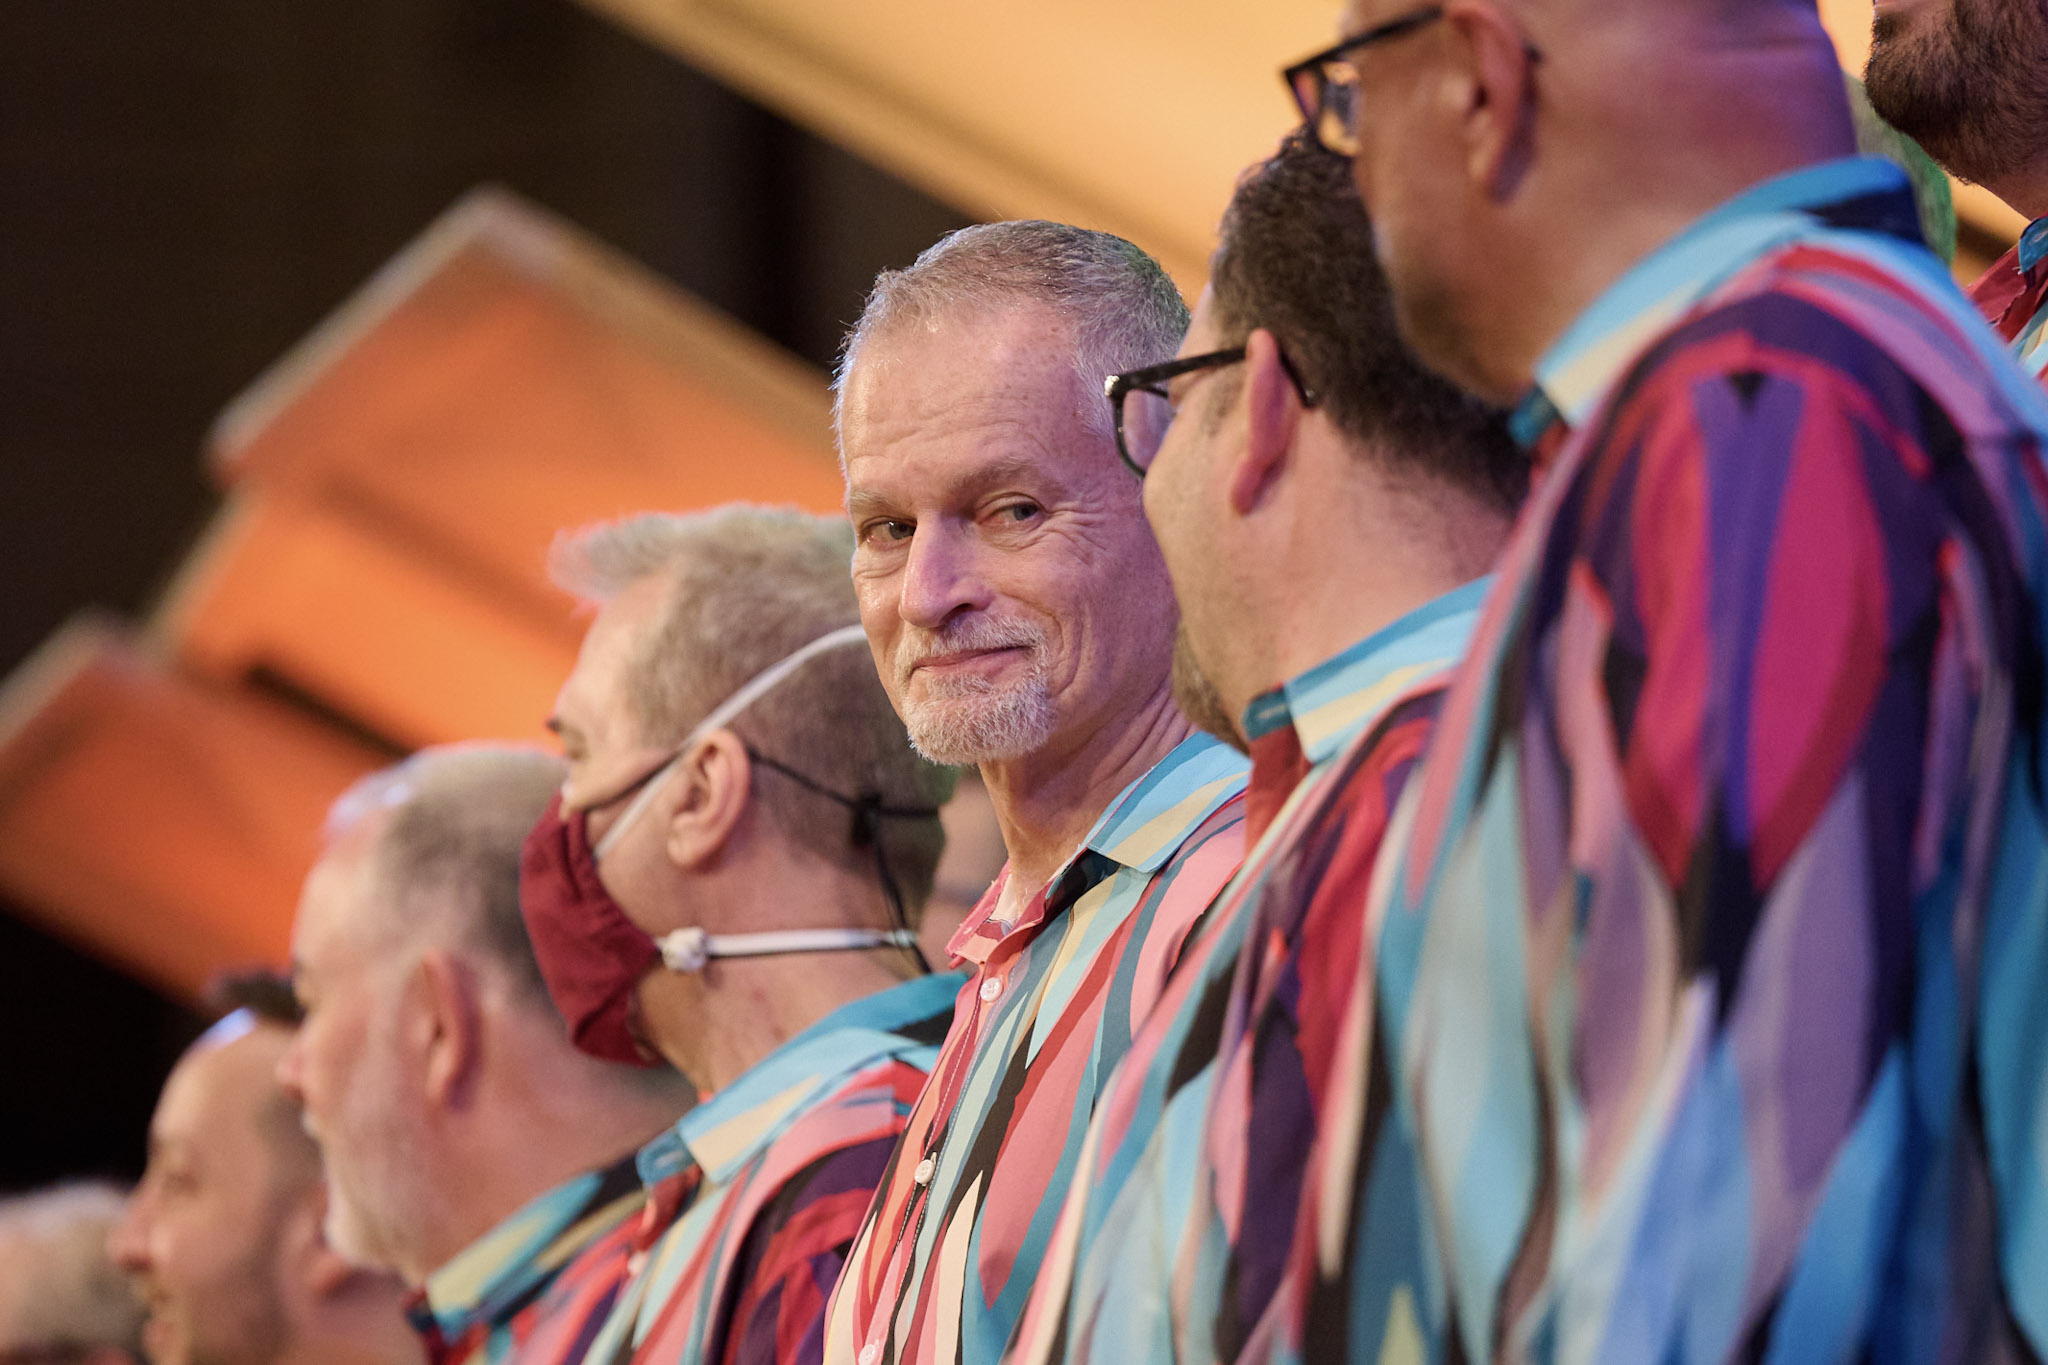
[
  {"left": 746, "top": 748, "right": 940, "bottom": 974},
  {"left": 593, "top": 624, "right": 873, "bottom": 864}
]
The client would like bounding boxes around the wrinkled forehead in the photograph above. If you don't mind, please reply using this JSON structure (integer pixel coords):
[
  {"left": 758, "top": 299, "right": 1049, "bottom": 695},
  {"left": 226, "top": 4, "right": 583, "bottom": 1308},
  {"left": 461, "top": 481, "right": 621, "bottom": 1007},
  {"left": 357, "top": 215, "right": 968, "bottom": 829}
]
[{"left": 840, "top": 310, "right": 1114, "bottom": 508}]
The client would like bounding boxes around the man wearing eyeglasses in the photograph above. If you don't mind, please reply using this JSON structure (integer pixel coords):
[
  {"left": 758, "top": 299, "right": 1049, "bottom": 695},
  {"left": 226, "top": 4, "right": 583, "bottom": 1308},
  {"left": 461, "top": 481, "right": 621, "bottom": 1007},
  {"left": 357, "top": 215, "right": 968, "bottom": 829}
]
[
  {"left": 1273, "top": 0, "right": 2048, "bottom": 1360},
  {"left": 1864, "top": 0, "right": 2048, "bottom": 382},
  {"left": 823, "top": 223, "right": 1250, "bottom": 1365},
  {"left": 1000, "top": 129, "right": 1519, "bottom": 1365}
]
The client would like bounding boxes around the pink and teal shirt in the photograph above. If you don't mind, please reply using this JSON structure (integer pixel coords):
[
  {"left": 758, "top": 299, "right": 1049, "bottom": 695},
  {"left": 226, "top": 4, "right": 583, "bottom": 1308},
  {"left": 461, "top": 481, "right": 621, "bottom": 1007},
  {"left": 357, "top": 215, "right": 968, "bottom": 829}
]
[
  {"left": 581, "top": 973, "right": 959, "bottom": 1365},
  {"left": 824, "top": 734, "right": 1249, "bottom": 1365}
]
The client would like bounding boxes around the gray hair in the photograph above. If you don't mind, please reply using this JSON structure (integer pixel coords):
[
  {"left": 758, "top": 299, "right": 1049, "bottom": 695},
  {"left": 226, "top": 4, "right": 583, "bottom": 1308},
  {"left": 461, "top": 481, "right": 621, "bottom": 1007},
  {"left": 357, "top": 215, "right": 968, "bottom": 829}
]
[
  {"left": 550, "top": 506, "right": 954, "bottom": 908},
  {"left": 833, "top": 220, "right": 1189, "bottom": 439},
  {"left": 0, "top": 1183, "right": 144, "bottom": 1358},
  {"left": 327, "top": 744, "right": 567, "bottom": 1004}
]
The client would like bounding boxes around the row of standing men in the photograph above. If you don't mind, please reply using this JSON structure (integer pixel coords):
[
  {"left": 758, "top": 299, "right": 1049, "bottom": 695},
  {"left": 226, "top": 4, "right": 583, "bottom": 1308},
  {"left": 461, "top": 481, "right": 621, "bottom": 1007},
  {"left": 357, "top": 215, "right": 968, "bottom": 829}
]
[{"left": 104, "top": 3, "right": 2048, "bottom": 1365}]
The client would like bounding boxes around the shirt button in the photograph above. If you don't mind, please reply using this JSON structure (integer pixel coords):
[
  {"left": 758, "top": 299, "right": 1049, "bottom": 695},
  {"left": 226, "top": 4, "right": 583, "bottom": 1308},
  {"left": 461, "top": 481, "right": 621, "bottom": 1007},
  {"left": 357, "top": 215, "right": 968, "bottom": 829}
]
[
  {"left": 913, "top": 1156, "right": 935, "bottom": 1185},
  {"left": 979, "top": 977, "right": 1003, "bottom": 1003},
  {"left": 859, "top": 1346, "right": 880, "bottom": 1365}
]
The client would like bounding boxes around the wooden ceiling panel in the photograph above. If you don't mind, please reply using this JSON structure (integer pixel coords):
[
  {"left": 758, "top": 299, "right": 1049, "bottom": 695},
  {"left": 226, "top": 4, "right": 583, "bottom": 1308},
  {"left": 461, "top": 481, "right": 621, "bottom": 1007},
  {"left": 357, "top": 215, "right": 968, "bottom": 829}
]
[
  {"left": 0, "top": 621, "right": 386, "bottom": 999},
  {"left": 583, "top": 0, "right": 2024, "bottom": 291},
  {"left": 209, "top": 189, "right": 848, "bottom": 616},
  {"left": 158, "top": 494, "right": 579, "bottom": 749}
]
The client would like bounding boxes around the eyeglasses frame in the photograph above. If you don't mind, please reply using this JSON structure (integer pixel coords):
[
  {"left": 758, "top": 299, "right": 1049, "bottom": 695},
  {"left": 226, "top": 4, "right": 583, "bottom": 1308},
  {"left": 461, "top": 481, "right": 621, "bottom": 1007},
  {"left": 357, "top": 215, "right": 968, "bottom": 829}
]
[
  {"left": 1281, "top": 4, "right": 1444, "bottom": 157},
  {"left": 1105, "top": 344, "right": 1322, "bottom": 478}
]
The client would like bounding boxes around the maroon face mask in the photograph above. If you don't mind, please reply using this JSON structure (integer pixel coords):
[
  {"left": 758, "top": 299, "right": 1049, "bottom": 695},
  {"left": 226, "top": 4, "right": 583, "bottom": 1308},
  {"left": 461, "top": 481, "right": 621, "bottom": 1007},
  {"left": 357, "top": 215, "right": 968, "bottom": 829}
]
[{"left": 518, "top": 792, "right": 664, "bottom": 1066}]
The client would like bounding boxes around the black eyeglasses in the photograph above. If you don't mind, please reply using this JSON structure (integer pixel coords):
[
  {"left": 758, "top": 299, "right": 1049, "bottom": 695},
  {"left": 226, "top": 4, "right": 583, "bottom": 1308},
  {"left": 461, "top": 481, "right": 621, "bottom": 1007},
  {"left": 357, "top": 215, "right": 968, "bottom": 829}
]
[
  {"left": 1282, "top": 5, "right": 1445, "bottom": 158},
  {"left": 1105, "top": 346, "right": 1320, "bottom": 477}
]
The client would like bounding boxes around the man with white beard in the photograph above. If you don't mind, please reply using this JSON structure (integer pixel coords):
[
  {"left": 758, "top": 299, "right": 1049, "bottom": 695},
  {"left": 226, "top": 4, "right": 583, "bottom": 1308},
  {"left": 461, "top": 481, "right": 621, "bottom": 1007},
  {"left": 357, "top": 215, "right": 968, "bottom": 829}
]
[
  {"left": 278, "top": 746, "right": 691, "bottom": 1365},
  {"left": 823, "top": 222, "right": 1250, "bottom": 1365}
]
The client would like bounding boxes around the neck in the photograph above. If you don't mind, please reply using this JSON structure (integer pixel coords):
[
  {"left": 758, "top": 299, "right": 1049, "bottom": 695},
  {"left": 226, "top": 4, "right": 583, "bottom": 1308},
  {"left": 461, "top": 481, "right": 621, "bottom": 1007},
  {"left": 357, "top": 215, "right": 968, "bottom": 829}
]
[
  {"left": 980, "top": 677, "right": 1192, "bottom": 899},
  {"left": 413, "top": 1026, "right": 687, "bottom": 1279},
  {"left": 286, "top": 1297, "right": 423, "bottom": 1365},
  {"left": 1477, "top": 23, "right": 1856, "bottom": 399},
  {"left": 642, "top": 861, "right": 918, "bottom": 1094},
  {"left": 1983, "top": 167, "right": 2048, "bottom": 225},
  {"left": 1218, "top": 455, "right": 1508, "bottom": 724}
]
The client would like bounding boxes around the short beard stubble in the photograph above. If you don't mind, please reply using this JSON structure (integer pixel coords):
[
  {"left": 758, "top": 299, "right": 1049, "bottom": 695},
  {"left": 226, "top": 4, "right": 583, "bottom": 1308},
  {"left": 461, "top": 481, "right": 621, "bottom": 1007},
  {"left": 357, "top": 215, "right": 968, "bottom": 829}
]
[{"left": 1866, "top": 0, "right": 2048, "bottom": 189}]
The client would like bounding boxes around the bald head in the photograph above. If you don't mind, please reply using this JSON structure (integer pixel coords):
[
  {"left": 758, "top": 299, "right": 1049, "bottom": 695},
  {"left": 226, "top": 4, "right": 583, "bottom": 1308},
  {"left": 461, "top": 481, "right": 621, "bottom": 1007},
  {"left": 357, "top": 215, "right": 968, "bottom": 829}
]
[{"left": 1318, "top": 0, "right": 1852, "bottom": 399}]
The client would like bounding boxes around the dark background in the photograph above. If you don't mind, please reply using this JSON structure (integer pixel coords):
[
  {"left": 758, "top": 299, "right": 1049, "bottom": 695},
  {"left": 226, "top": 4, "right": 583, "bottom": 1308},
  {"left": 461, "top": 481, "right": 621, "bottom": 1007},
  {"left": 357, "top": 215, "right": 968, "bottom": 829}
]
[{"left": 0, "top": 0, "right": 970, "bottom": 1189}]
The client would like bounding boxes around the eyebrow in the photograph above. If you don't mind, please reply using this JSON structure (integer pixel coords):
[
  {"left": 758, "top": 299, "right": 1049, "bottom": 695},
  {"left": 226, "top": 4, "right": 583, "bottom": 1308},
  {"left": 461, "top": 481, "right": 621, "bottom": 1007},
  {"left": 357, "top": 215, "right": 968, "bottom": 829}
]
[{"left": 847, "top": 455, "right": 1058, "bottom": 518}]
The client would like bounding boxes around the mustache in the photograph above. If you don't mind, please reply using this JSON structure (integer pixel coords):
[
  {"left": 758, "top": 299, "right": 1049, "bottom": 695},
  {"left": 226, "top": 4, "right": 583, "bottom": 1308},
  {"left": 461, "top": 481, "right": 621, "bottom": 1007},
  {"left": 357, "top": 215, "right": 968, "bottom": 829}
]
[{"left": 895, "top": 617, "right": 1046, "bottom": 684}]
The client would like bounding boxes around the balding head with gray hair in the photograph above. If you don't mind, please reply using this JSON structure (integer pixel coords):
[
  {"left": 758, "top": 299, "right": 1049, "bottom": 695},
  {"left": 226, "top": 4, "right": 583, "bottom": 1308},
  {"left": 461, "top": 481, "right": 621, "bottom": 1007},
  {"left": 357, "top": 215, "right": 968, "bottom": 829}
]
[
  {"left": 326, "top": 745, "right": 568, "bottom": 1005},
  {"left": 835, "top": 220, "right": 1188, "bottom": 442},
  {"left": 550, "top": 504, "right": 953, "bottom": 909}
]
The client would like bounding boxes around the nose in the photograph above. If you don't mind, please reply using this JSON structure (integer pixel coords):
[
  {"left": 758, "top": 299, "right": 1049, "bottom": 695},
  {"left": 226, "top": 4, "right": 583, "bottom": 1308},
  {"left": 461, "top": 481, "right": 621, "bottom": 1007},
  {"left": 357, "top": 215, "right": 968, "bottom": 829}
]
[
  {"left": 899, "top": 522, "right": 988, "bottom": 633},
  {"left": 107, "top": 1190, "right": 151, "bottom": 1273}
]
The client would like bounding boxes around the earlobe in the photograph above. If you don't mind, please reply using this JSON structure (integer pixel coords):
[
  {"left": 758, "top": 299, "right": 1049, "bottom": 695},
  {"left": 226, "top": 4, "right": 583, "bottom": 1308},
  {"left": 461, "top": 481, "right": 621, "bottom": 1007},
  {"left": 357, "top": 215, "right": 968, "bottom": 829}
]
[
  {"left": 664, "top": 732, "right": 751, "bottom": 873},
  {"left": 287, "top": 1185, "right": 359, "bottom": 1301},
  {"left": 1230, "top": 329, "right": 1300, "bottom": 516},
  {"left": 1448, "top": 1, "right": 1537, "bottom": 198}
]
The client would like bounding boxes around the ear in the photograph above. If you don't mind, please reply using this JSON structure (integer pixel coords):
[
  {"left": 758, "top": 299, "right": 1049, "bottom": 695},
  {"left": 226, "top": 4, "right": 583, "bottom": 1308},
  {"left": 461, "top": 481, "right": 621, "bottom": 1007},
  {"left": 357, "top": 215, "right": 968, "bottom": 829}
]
[
  {"left": 1229, "top": 329, "right": 1304, "bottom": 516},
  {"left": 1443, "top": 0, "right": 1539, "bottom": 199},
  {"left": 415, "top": 949, "right": 482, "bottom": 1111},
  {"left": 662, "top": 730, "right": 753, "bottom": 873}
]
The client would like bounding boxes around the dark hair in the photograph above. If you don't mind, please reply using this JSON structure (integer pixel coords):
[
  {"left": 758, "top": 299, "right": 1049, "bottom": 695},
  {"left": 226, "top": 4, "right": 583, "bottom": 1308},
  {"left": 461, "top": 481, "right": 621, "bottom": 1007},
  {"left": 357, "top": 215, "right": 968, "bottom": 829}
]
[
  {"left": 1209, "top": 129, "right": 1525, "bottom": 511},
  {"left": 207, "top": 969, "right": 305, "bottom": 1027}
]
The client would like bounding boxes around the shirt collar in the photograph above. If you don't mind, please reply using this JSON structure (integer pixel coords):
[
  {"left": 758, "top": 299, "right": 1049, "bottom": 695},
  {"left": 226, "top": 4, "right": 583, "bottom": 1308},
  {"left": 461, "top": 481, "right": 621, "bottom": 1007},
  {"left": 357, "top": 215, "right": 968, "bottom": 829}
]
[
  {"left": 642, "top": 972, "right": 962, "bottom": 1187},
  {"left": 2020, "top": 217, "right": 2048, "bottom": 274},
  {"left": 1509, "top": 157, "right": 1922, "bottom": 449},
  {"left": 943, "top": 732, "right": 1249, "bottom": 963},
  {"left": 417, "top": 1156, "right": 643, "bottom": 1339},
  {"left": 1240, "top": 577, "right": 1491, "bottom": 767}
]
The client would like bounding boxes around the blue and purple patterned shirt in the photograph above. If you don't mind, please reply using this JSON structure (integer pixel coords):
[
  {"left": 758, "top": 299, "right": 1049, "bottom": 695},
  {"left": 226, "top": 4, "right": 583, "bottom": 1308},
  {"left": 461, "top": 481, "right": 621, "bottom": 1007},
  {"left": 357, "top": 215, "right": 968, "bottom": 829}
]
[{"left": 1283, "top": 157, "right": 2048, "bottom": 1364}]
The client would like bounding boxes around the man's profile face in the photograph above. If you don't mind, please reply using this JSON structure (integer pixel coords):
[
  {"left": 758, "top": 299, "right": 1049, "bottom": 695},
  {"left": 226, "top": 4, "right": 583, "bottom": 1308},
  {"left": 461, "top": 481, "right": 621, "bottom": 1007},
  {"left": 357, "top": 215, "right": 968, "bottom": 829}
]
[
  {"left": 841, "top": 304, "right": 1182, "bottom": 768},
  {"left": 278, "top": 839, "right": 428, "bottom": 1276},
  {"left": 549, "top": 574, "right": 673, "bottom": 829},
  {"left": 1139, "top": 290, "right": 1250, "bottom": 749},
  {"left": 1866, "top": 0, "right": 2048, "bottom": 190},
  {"left": 109, "top": 1023, "right": 294, "bottom": 1365},
  {"left": 1335, "top": 0, "right": 1513, "bottom": 400}
]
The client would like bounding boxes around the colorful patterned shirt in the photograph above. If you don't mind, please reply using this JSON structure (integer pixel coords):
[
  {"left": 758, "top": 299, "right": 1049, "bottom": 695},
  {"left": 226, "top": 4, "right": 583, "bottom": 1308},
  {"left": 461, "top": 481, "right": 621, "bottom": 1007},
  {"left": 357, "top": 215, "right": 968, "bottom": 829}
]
[
  {"left": 1003, "top": 583, "right": 1485, "bottom": 1365},
  {"left": 824, "top": 734, "right": 1250, "bottom": 1365},
  {"left": 1281, "top": 157, "right": 2048, "bottom": 1364},
  {"left": 1968, "top": 215, "right": 2048, "bottom": 383},
  {"left": 582, "top": 974, "right": 961, "bottom": 1365},
  {"left": 409, "top": 1157, "right": 648, "bottom": 1365}
]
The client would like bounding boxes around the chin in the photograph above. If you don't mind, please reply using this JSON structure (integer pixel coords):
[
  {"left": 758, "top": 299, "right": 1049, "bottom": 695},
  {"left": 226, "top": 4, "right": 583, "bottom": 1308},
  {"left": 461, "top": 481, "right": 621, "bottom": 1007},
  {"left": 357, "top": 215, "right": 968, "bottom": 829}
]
[{"left": 322, "top": 1195, "right": 383, "bottom": 1272}]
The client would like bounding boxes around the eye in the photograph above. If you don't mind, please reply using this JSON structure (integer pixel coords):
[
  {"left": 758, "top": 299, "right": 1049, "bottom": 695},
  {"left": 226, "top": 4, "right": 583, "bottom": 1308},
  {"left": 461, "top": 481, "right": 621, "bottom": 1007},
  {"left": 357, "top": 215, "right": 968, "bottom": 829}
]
[
  {"left": 994, "top": 501, "right": 1042, "bottom": 524},
  {"left": 859, "top": 518, "right": 915, "bottom": 546}
]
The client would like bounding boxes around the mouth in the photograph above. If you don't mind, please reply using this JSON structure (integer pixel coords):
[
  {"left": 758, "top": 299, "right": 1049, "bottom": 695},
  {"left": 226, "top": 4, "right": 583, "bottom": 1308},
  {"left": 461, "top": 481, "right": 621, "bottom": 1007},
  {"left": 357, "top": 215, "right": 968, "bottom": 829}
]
[
  {"left": 911, "top": 646, "right": 1026, "bottom": 674},
  {"left": 140, "top": 1306, "right": 176, "bottom": 1362}
]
